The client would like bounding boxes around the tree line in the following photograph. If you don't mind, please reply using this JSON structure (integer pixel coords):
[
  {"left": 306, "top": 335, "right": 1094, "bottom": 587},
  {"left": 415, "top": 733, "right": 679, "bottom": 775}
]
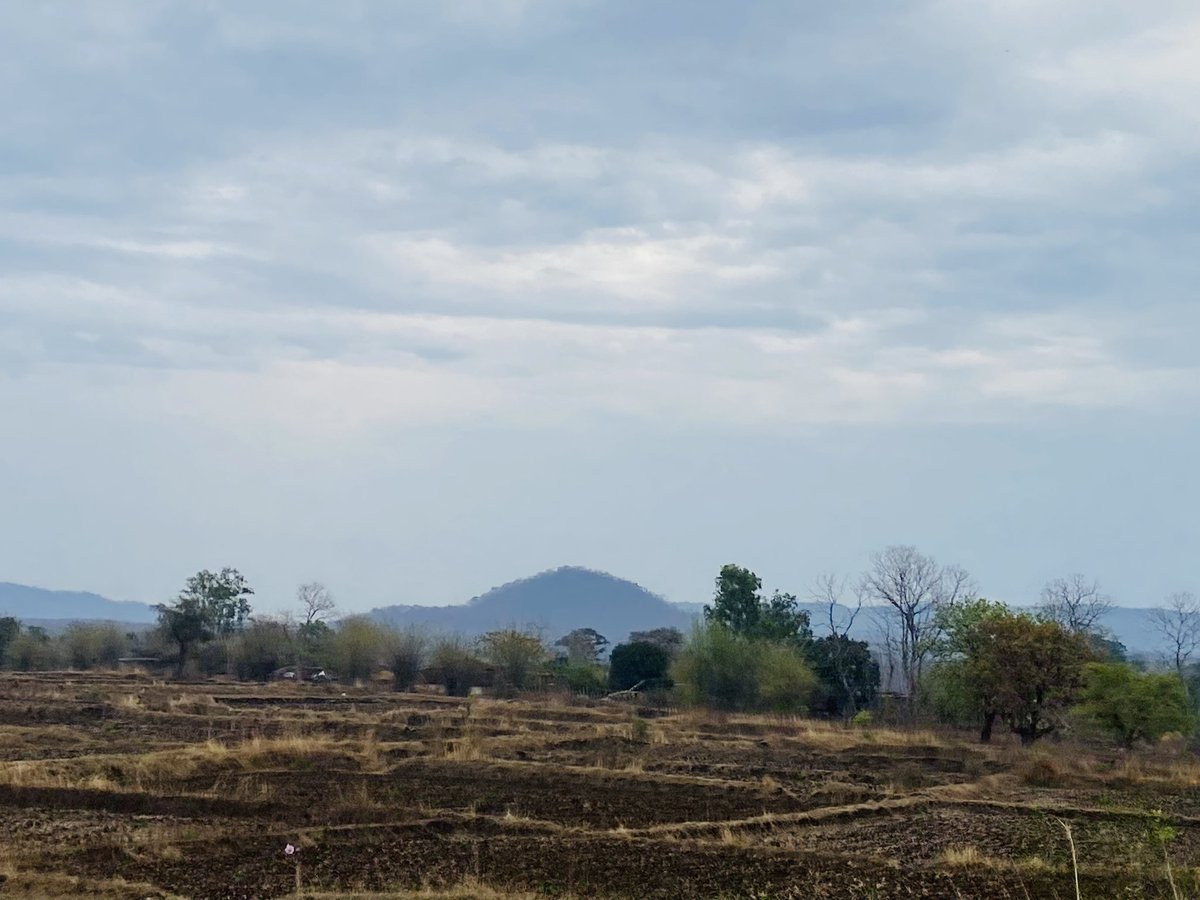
[{"left": 2, "top": 549, "right": 1196, "bottom": 752}]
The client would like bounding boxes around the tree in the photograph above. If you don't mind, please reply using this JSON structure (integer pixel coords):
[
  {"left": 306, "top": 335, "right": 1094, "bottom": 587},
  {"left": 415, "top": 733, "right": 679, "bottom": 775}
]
[
  {"left": 181, "top": 569, "right": 254, "bottom": 636},
  {"left": 0, "top": 617, "right": 20, "bottom": 661},
  {"left": 861, "top": 546, "right": 973, "bottom": 713},
  {"left": 628, "top": 627, "right": 684, "bottom": 657},
  {"left": 810, "top": 635, "right": 879, "bottom": 718},
  {"left": 155, "top": 595, "right": 213, "bottom": 677},
  {"left": 704, "top": 564, "right": 811, "bottom": 647},
  {"left": 297, "top": 582, "right": 337, "bottom": 628},
  {"left": 1080, "top": 663, "right": 1195, "bottom": 748},
  {"left": 931, "top": 597, "right": 1010, "bottom": 740},
  {"left": 1152, "top": 592, "right": 1200, "bottom": 680},
  {"left": 480, "top": 629, "right": 546, "bottom": 693},
  {"left": 608, "top": 641, "right": 672, "bottom": 691},
  {"left": 554, "top": 628, "right": 609, "bottom": 664},
  {"left": 1038, "top": 574, "right": 1112, "bottom": 635},
  {"left": 809, "top": 573, "right": 876, "bottom": 717},
  {"left": 972, "top": 613, "right": 1092, "bottom": 745}
]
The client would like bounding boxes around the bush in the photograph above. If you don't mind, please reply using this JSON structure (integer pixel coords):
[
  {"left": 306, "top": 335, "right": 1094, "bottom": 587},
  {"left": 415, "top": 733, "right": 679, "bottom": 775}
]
[
  {"left": 7, "top": 631, "right": 60, "bottom": 671},
  {"left": 230, "top": 619, "right": 293, "bottom": 681},
  {"left": 851, "top": 709, "right": 874, "bottom": 728},
  {"left": 63, "top": 623, "right": 129, "bottom": 669},
  {"left": 555, "top": 662, "right": 607, "bottom": 695},
  {"left": 608, "top": 641, "right": 672, "bottom": 692},
  {"left": 387, "top": 628, "right": 427, "bottom": 692},
  {"left": 331, "top": 617, "right": 389, "bottom": 682},
  {"left": 479, "top": 629, "right": 546, "bottom": 694},
  {"left": 427, "top": 637, "right": 487, "bottom": 697},
  {"left": 1080, "top": 663, "right": 1195, "bottom": 748},
  {"left": 672, "top": 623, "right": 816, "bottom": 713}
]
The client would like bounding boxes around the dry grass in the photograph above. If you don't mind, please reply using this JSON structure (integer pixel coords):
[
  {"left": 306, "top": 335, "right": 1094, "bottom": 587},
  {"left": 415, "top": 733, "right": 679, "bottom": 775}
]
[
  {"left": 285, "top": 878, "right": 566, "bottom": 900},
  {"left": 0, "top": 864, "right": 185, "bottom": 899},
  {"left": 0, "top": 733, "right": 382, "bottom": 792}
]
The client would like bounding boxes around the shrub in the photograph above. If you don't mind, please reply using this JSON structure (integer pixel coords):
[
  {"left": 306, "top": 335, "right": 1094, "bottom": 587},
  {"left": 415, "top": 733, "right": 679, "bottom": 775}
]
[
  {"left": 672, "top": 623, "right": 816, "bottom": 713},
  {"left": 555, "top": 662, "right": 607, "bottom": 695},
  {"left": 427, "top": 637, "right": 487, "bottom": 697},
  {"left": 331, "top": 617, "right": 389, "bottom": 682},
  {"left": 757, "top": 641, "right": 817, "bottom": 714},
  {"left": 387, "top": 628, "right": 427, "bottom": 692},
  {"left": 63, "top": 623, "right": 129, "bottom": 670},
  {"left": 479, "top": 629, "right": 546, "bottom": 694},
  {"left": 7, "top": 631, "right": 60, "bottom": 671},
  {"left": 851, "top": 709, "right": 874, "bottom": 728},
  {"left": 230, "top": 619, "right": 293, "bottom": 681}
]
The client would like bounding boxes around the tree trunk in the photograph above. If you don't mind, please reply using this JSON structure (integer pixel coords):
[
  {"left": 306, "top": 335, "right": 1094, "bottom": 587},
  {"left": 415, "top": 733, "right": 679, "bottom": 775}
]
[{"left": 980, "top": 710, "right": 996, "bottom": 743}]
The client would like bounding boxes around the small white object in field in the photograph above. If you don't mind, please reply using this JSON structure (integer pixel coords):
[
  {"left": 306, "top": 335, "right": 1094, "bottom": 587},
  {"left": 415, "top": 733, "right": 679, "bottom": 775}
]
[{"left": 284, "top": 843, "right": 296, "bottom": 856}]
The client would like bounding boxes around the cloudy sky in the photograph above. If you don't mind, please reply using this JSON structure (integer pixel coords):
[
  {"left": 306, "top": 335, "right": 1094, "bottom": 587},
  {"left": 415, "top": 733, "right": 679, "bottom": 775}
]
[{"left": 1, "top": 1, "right": 1196, "bottom": 614}]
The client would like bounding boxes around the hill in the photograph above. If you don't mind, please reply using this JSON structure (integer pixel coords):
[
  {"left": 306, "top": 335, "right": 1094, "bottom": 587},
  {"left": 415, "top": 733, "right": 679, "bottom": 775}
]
[
  {"left": 0, "top": 583, "right": 156, "bottom": 625},
  {"left": 369, "top": 566, "right": 695, "bottom": 645}
]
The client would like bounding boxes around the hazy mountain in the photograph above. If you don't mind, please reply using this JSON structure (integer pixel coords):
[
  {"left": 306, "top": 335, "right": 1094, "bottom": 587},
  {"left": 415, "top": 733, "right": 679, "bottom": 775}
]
[
  {"left": 0, "top": 583, "right": 156, "bottom": 625},
  {"left": 370, "top": 566, "right": 696, "bottom": 645}
]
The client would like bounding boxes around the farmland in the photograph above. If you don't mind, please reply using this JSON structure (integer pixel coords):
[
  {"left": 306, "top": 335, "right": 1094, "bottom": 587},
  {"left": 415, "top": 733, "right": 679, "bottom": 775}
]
[{"left": 0, "top": 673, "right": 1197, "bottom": 899}]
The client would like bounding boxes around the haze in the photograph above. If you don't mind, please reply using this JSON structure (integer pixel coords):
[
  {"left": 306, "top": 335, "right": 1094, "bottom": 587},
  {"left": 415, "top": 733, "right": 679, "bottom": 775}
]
[{"left": 1, "top": 1, "right": 1196, "bottom": 614}]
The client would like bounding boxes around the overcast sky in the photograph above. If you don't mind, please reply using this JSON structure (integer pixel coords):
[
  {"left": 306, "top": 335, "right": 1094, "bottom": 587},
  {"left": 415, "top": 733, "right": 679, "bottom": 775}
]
[{"left": 1, "top": 1, "right": 1196, "bottom": 614}]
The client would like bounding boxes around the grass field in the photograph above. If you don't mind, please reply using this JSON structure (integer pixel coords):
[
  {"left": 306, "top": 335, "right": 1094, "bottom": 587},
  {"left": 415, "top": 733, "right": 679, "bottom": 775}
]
[{"left": 0, "top": 672, "right": 1197, "bottom": 898}]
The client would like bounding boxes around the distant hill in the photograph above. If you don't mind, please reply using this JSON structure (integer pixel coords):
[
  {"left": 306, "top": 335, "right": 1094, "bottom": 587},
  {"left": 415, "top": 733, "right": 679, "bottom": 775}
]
[
  {"left": 0, "top": 583, "right": 156, "bottom": 625},
  {"left": 369, "top": 566, "right": 696, "bottom": 645}
]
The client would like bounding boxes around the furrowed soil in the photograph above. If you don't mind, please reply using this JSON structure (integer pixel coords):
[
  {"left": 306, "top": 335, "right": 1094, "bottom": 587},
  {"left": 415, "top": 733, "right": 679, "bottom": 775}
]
[{"left": 0, "top": 674, "right": 1195, "bottom": 899}]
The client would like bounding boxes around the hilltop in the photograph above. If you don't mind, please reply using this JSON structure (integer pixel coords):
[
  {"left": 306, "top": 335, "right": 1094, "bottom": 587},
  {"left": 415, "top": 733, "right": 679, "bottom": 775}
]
[
  {"left": 369, "top": 566, "right": 694, "bottom": 644},
  {"left": 0, "top": 583, "right": 156, "bottom": 625}
]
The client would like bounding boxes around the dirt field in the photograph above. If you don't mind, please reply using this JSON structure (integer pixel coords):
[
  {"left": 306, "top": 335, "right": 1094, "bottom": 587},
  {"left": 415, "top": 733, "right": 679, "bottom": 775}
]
[{"left": 0, "top": 673, "right": 1196, "bottom": 898}]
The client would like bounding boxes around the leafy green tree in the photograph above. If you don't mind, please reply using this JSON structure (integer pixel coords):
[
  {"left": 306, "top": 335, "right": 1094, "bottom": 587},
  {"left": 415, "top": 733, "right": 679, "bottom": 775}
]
[
  {"left": 555, "top": 628, "right": 609, "bottom": 664},
  {"left": 156, "top": 568, "right": 254, "bottom": 677},
  {"left": 181, "top": 568, "right": 254, "bottom": 636},
  {"left": 608, "top": 641, "right": 672, "bottom": 691},
  {"left": 810, "top": 634, "right": 879, "bottom": 718},
  {"left": 931, "top": 598, "right": 1010, "bottom": 740},
  {"left": 972, "top": 613, "right": 1092, "bottom": 745},
  {"left": 1080, "top": 663, "right": 1195, "bottom": 748},
  {"left": 480, "top": 629, "right": 547, "bottom": 693},
  {"left": 155, "top": 595, "right": 213, "bottom": 677},
  {"left": 704, "top": 564, "right": 812, "bottom": 647}
]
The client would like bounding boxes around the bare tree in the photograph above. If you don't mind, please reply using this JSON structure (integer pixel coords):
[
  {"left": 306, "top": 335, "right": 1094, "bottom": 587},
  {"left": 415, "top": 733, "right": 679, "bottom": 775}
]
[
  {"left": 811, "top": 573, "right": 867, "bottom": 717},
  {"left": 1037, "top": 574, "right": 1112, "bottom": 635},
  {"left": 297, "top": 582, "right": 337, "bottom": 627},
  {"left": 860, "top": 546, "right": 974, "bottom": 713},
  {"left": 1151, "top": 592, "right": 1200, "bottom": 679}
]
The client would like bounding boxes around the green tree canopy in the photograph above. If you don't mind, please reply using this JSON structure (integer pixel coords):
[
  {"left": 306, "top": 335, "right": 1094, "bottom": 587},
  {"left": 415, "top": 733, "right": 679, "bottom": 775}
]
[
  {"left": 1080, "top": 663, "right": 1195, "bottom": 748},
  {"left": 608, "top": 640, "right": 672, "bottom": 691},
  {"left": 704, "top": 564, "right": 812, "bottom": 647}
]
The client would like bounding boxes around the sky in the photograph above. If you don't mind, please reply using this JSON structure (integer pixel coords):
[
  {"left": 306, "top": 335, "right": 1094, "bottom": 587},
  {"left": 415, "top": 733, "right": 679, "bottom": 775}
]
[{"left": 1, "top": 1, "right": 1197, "bottom": 615}]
